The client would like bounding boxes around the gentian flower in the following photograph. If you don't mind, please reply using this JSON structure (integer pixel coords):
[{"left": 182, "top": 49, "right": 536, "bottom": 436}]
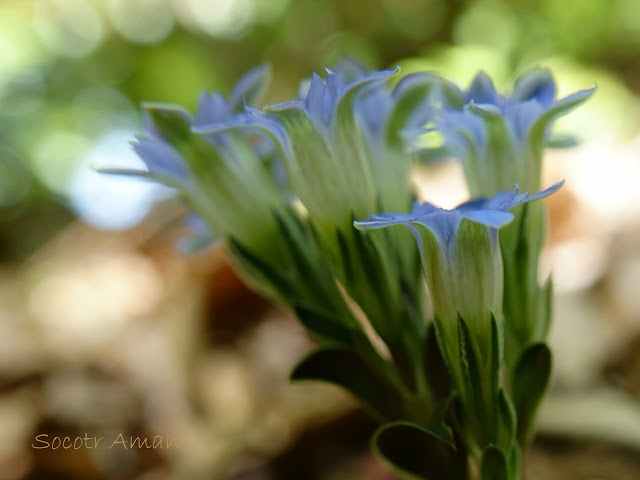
[
  {"left": 102, "top": 65, "right": 366, "bottom": 340},
  {"left": 419, "top": 69, "right": 595, "bottom": 373},
  {"left": 354, "top": 180, "right": 563, "bottom": 366},
  {"left": 99, "top": 66, "right": 294, "bottom": 294},
  {"left": 355, "top": 180, "right": 562, "bottom": 459},
  {"left": 434, "top": 68, "right": 595, "bottom": 196},
  {"left": 194, "top": 60, "right": 446, "bottom": 348}
]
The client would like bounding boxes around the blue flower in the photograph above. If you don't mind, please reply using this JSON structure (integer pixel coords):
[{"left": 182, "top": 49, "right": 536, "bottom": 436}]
[
  {"left": 432, "top": 69, "right": 594, "bottom": 196},
  {"left": 100, "top": 65, "right": 287, "bottom": 258},
  {"left": 354, "top": 181, "right": 563, "bottom": 349},
  {"left": 192, "top": 60, "right": 450, "bottom": 345},
  {"left": 194, "top": 60, "right": 443, "bottom": 232}
]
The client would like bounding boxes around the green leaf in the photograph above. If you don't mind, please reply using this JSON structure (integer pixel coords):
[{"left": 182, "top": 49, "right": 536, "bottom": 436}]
[
  {"left": 512, "top": 343, "right": 552, "bottom": 445},
  {"left": 424, "top": 394, "right": 456, "bottom": 446},
  {"left": 227, "top": 235, "right": 290, "bottom": 303},
  {"left": 293, "top": 306, "right": 361, "bottom": 347},
  {"left": 291, "top": 347, "right": 406, "bottom": 420},
  {"left": 373, "top": 421, "right": 468, "bottom": 480},
  {"left": 481, "top": 446, "right": 508, "bottom": 480}
]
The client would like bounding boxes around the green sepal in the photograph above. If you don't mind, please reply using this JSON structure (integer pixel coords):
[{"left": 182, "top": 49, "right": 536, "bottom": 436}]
[
  {"left": 334, "top": 227, "right": 400, "bottom": 344},
  {"left": 265, "top": 103, "right": 375, "bottom": 230},
  {"left": 468, "top": 101, "right": 520, "bottom": 193},
  {"left": 229, "top": 212, "right": 361, "bottom": 337},
  {"left": 480, "top": 446, "right": 509, "bottom": 480},
  {"left": 490, "top": 314, "right": 503, "bottom": 389},
  {"left": 457, "top": 316, "right": 485, "bottom": 409},
  {"left": 128, "top": 104, "right": 215, "bottom": 189},
  {"left": 141, "top": 104, "right": 212, "bottom": 175},
  {"left": 372, "top": 420, "right": 468, "bottom": 480},
  {"left": 496, "top": 389, "right": 517, "bottom": 454},
  {"left": 512, "top": 343, "right": 552, "bottom": 445},
  {"left": 424, "top": 323, "right": 452, "bottom": 400},
  {"left": 290, "top": 347, "right": 406, "bottom": 421},
  {"left": 456, "top": 315, "right": 505, "bottom": 454},
  {"left": 96, "top": 166, "right": 182, "bottom": 188},
  {"left": 540, "top": 276, "right": 553, "bottom": 342}
]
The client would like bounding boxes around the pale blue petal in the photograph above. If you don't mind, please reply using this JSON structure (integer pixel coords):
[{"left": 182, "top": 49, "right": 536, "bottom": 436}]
[
  {"left": 228, "top": 63, "right": 270, "bottom": 112},
  {"left": 410, "top": 201, "right": 439, "bottom": 216},
  {"left": 512, "top": 68, "right": 556, "bottom": 108},
  {"left": 305, "top": 73, "right": 325, "bottom": 122},
  {"left": 504, "top": 100, "right": 545, "bottom": 141},
  {"left": 132, "top": 137, "right": 191, "bottom": 182},
  {"left": 332, "top": 57, "right": 370, "bottom": 84},
  {"left": 486, "top": 180, "right": 565, "bottom": 211},
  {"left": 462, "top": 209, "right": 514, "bottom": 228},
  {"left": 411, "top": 210, "right": 462, "bottom": 246},
  {"left": 194, "top": 92, "right": 230, "bottom": 127},
  {"left": 467, "top": 71, "right": 502, "bottom": 105}
]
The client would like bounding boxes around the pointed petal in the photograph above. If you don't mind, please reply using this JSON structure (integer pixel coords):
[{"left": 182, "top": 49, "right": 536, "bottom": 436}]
[
  {"left": 528, "top": 87, "right": 597, "bottom": 150},
  {"left": 467, "top": 71, "right": 501, "bottom": 105},
  {"left": 194, "top": 92, "right": 230, "bottom": 126},
  {"left": 305, "top": 73, "right": 325, "bottom": 123},
  {"left": 512, "top": 68, "right": 556, "bottom": 107},
  {"left": 228, "top": 63, "right": 271, "bottom": 112},
  {"left": 331, "top": 57, "right": 370, "bottom": 84},
  {"left": 132, "top": 138, "right": 191, "bottom": 183}
]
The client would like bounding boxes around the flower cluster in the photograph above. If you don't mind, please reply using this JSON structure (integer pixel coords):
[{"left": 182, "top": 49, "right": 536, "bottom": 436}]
[
  {"left": 431, "top": 69, "right": 595, "bottom": 196},
  {"left": 107, "top": 60, "right": 593, "bottom": 480}
]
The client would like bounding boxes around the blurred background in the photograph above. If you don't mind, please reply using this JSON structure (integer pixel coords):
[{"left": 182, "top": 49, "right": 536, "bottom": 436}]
[{"left": 1, "top": 0, "right": 640, "bottom": 478}]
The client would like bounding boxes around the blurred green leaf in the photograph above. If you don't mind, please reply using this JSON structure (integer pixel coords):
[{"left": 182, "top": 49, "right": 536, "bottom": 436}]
[
  {"left": 373, "top": 420, "right": 467, "bottom": 480},
  {"left": 291, "top": 347, "right": 407, "bottom": 420},
  {"left": 512, "top": 343, "right": 552, "bottom": 445},
  {"left": 481, "top": 446, "right": 508, "bottom": 480}
]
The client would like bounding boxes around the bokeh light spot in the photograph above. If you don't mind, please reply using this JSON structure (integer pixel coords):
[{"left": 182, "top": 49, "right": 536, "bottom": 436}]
[
  {"left": 33, "top": 0, "right": 105, "bottom": 58},
  {"left": 69, "top": 130, "right": 172, "bottom": 231},
  {"left": 454, "top": 0, "right": 517, "bottom": 57},
  {"left": 173, "top": 0, "right": 253, "bottom": 38},
  {"left": 107, "top": 0, "right": 175, "bottom": 45}
]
